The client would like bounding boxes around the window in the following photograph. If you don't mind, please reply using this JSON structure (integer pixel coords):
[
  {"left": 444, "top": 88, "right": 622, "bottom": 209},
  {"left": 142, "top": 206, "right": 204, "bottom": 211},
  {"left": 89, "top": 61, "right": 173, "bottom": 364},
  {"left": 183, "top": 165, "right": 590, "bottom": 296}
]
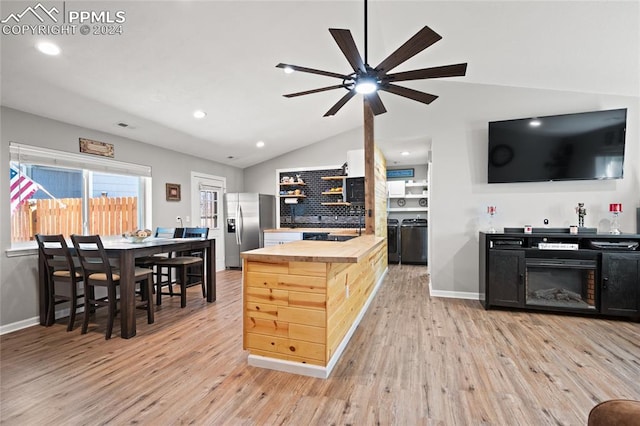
[
  {"left": 10, "top": 143, "right": 151, "bottom": 247},
  {"left": 199, "top": 185, "right": 220, "bottom": 230}
]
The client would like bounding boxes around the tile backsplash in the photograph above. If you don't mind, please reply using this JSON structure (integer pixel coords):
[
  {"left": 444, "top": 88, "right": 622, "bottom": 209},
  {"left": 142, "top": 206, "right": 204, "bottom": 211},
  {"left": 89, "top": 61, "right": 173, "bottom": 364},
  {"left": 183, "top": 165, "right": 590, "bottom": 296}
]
[{"left": 279, "top": 168, "right": 363, "bottom": 229}]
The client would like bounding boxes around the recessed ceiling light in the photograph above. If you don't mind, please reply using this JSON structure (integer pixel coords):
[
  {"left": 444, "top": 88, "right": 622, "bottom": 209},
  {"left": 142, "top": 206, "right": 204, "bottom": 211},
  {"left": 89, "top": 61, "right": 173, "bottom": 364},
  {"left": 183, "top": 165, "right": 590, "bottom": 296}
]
[
  {"left": 401, "top": 151, "right": 410, "bottom": 156},
  {"left": 36, "top": 41, "right": 60, "bottom": 56},
  {"left": 283, "top": 66, "right": 294, "bottom": 74},
  {"left": 256, "top": 141, "right": 265, "bottom": 148},
  {"left": 193, "top": 110, "right": 207, "bottom": 119}
]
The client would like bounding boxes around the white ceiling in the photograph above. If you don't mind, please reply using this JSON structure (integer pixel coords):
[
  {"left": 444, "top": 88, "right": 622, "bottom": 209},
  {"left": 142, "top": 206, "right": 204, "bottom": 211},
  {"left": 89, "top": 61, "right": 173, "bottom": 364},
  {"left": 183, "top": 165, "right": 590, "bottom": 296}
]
[{"left": 1, "top": 1, "right": 638, "bottom": 168}]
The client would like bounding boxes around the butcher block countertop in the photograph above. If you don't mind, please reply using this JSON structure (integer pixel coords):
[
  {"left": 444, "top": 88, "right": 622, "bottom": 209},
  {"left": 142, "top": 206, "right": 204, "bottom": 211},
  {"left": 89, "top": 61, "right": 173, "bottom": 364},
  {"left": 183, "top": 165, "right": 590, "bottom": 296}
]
[
  {"left": 241, "top": 235, "right": 384, "bottom": 263},
  {"left": 263, "top": 228, "right": 360, "bottom": 235}
]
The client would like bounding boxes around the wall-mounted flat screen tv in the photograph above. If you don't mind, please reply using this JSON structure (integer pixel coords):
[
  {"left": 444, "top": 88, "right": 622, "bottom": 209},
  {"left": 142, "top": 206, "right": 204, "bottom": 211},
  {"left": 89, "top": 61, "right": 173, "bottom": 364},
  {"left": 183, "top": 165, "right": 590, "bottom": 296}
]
[{"left": 488, "top": 108, "right": 627, "bottom": 183}]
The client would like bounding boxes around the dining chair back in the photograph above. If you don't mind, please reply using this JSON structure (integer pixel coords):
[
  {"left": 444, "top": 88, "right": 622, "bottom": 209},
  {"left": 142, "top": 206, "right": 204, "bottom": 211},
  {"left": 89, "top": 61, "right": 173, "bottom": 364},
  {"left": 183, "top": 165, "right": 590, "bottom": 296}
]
[
  {"left": 71, "top": 234, "right": 154, "bottom": 339},
  {"left": 183, "top": 227, "right": 208, "bottom": 238},
  {"left": 155, "top": 227, "right": 184, "bottom": 238},
  {"left": 182, "top": 227, "right": 209, "bottom": 285},
  {"left": 35, "top": 234, "right": 84, "bottom": 331}
]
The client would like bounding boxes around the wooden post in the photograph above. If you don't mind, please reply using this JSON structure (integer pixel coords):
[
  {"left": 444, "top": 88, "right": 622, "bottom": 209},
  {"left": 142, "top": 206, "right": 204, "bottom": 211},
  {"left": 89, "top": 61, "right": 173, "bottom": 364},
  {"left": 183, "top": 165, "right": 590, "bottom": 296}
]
[{"left": 363, "top": 98, "right": 375, "bottom": 235}]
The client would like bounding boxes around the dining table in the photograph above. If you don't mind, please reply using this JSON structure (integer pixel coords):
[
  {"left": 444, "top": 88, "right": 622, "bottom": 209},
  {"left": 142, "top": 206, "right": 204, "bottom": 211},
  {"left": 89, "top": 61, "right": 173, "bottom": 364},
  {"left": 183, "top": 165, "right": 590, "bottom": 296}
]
[{"left": 38, "top": 237, "right": 216, "bottom": 339}]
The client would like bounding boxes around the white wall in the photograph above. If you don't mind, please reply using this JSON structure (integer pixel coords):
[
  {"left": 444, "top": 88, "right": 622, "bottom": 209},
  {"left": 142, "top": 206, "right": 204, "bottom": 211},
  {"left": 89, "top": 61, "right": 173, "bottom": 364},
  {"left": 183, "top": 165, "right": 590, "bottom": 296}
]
[
  {"left": 0, "top": 107, "right": 244, "bottom": 328},
  {"left": 243, "top": 126, "right": 364, "bottom": 194}
]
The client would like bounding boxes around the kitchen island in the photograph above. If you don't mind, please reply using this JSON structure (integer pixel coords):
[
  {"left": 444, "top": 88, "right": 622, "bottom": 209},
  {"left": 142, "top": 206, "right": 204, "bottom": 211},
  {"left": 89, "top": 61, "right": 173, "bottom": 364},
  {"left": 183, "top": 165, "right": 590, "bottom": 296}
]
[{"left": 241, "top": 235, "right": 387, "bottom": 378}]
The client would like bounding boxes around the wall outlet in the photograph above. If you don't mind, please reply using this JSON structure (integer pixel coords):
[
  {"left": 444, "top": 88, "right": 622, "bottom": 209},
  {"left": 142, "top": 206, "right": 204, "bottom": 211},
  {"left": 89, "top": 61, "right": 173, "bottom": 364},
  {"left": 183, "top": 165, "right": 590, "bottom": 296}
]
[{"left": 186, "top": 216, "right": 190, "bottom": 223}]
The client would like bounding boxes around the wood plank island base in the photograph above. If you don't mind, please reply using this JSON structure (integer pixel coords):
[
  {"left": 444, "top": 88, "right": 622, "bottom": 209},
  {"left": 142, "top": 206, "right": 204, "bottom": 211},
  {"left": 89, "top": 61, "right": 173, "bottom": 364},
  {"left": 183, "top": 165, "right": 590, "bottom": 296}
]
[{"left": 241, "top": 235, "right": 387, "bottom": 378}]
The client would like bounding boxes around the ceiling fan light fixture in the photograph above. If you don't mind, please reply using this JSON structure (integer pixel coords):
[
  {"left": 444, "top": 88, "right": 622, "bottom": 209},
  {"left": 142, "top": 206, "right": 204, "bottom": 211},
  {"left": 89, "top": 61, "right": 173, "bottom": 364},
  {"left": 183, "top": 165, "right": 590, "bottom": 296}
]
[{"left": 354, "top": 77, "right": 378, "bottom": 94}]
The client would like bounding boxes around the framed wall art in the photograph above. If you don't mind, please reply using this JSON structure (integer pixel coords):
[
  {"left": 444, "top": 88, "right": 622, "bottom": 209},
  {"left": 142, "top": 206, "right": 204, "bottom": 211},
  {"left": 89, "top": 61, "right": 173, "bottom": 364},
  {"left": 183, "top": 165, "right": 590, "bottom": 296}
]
[
  {"left": 166, "top": 183, "right": 181, "bottom": 201},
  {"left": 79, "top": 138, "right": 114, "bottom": 158}
]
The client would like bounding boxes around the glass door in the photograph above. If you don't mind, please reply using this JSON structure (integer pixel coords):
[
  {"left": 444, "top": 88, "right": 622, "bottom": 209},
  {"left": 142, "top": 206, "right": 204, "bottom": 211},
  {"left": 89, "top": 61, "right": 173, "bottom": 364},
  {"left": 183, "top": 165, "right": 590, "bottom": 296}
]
[{"left": 191, "top": 173, "right": 225, "bottom": 271}]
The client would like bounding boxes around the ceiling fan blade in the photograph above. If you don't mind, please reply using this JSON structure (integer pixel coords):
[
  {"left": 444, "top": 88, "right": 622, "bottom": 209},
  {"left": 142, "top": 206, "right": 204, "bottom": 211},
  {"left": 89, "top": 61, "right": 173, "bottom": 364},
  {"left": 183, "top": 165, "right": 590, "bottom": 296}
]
[
  {"left": 329, "top": 29, "right": 366, "bottom": 73},
  {"left": 380, "top": 84, "right": 438, "bottom": 105},
  {"left": 386, "top": 63, "right": 468, "bottom": 82},
  {"left": 324, "top": 90, "right": 357, "bottom": 117},
  {"left": 375, "top": 26, "right": 442, "bottom": 74},
  {"left": 284, "top": 84, "right": 348, "bottom": 98},
  {"left": 366, "top": 92, "right": 387, "bottom": 116},
  {"left": 276, "top": 63, "right": 349, "bottom": 80}
]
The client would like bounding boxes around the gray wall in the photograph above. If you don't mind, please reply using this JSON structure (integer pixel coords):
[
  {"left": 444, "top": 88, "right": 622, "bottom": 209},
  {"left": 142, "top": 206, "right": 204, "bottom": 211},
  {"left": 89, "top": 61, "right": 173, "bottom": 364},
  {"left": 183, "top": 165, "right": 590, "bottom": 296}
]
[
  {"left": 243, "top": 84, "right": 640, "bottom": 299},
  {"left": 0, "top": 107, "right": 244, "bottom": 329},
  {"left": 377, "top": 82, "right": 639, "bottom": 297}
]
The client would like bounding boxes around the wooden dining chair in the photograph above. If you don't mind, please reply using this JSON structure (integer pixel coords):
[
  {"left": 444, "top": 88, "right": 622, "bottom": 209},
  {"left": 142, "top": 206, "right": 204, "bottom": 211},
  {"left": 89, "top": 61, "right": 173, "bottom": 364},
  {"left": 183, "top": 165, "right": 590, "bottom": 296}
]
[
  {"left": 35, "top": 234, "right": 84, "bottom": 331},
  {"left": 182, "top": 227, "right": 208, "bottom": 286},
  {"left": 71, "top": 234, "right": 154, "bottom": 339},
  {"left": 152, "top": 227, "right": 208, "bottom": 308}
]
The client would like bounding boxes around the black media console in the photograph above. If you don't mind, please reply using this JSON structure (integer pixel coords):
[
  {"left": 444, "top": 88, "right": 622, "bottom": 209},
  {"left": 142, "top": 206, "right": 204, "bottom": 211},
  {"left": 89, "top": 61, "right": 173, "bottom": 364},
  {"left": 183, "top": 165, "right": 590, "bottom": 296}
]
[{"left": 479, "top": 230, "right": 640, "bottom": 321}]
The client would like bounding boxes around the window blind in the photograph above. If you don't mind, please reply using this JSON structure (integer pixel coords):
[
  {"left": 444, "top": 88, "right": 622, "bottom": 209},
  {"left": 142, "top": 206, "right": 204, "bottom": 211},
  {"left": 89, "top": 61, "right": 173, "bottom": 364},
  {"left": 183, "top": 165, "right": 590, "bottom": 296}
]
[{"left": 10, "top": 142, "right": 152, "bottom": 177}]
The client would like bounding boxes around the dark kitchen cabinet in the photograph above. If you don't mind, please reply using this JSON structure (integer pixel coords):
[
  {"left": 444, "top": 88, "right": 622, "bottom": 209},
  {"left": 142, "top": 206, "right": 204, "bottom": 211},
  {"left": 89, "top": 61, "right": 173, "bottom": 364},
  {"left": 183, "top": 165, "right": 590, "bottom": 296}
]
[
  {"left": 601, "top": 253, "right": 640, "bottom": 317},
  {"left": 488, "top": 249, "right": 525, "bottom": 308}
]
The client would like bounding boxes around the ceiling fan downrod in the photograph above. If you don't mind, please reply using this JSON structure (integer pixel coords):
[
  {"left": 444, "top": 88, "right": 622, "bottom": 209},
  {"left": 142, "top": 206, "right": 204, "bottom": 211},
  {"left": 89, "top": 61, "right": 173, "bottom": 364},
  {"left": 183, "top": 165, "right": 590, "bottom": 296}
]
[{"left": 363, "top": 0, "right": 368, "bottom": 66}]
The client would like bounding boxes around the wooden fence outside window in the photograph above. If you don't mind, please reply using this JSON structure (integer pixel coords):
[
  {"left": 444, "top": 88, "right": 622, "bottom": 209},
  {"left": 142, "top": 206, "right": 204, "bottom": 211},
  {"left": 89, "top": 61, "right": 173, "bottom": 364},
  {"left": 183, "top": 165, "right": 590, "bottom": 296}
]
[{"left": 11, "top": 197, "right": 138, "bottom": 242}]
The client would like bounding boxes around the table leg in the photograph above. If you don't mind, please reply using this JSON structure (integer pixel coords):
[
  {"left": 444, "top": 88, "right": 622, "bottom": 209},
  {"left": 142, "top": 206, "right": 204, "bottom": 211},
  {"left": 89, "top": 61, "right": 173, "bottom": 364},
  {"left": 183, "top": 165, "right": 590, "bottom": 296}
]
[
  {"left": 38, "top": 252, "right": 50, "bottom": 325},
  {"left": 119, "top": 250, "right": 136, "bottom": 338},
  {"left": 207, "top": 239, "right": 216, "bottom": 302}
]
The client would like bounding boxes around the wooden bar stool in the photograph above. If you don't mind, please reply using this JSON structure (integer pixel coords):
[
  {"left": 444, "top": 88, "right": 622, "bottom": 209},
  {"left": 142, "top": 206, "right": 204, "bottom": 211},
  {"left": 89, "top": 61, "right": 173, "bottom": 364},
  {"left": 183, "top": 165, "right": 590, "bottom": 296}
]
[
  {"left": 71, "top": 234, "right": 154, "bottom": 339},
  {"left": 35, "top": 234, "right": 84, "bottom": 331},
  {"left": 152, "top": 227, "right": 208, "bottom": 308}
]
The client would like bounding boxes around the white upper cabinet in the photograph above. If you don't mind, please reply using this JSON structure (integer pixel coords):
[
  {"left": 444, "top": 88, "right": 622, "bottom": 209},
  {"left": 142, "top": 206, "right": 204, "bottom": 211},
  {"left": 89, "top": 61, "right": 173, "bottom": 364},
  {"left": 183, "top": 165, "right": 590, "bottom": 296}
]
[{"left": 347, "top": 149, "right": 365, "bottom": 177}]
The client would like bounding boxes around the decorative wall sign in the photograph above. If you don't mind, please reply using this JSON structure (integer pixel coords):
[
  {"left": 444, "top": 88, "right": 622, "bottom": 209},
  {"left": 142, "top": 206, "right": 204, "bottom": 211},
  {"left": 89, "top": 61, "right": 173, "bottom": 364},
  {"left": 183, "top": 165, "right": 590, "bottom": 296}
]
[
  {"left": 166, "top": 183, "right": 181, "bottom": 201},
  {"left": 79, "top": 138, "right": 114, "bottom": 158},
  {"left": 386, "top": 168, "right": 414, "bottom": 178}
]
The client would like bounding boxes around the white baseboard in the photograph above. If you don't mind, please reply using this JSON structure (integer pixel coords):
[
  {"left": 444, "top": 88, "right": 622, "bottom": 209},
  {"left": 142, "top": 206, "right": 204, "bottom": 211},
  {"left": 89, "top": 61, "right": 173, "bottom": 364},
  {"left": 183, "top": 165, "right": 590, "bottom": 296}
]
[
  {"left": 247, "top": 266, "right": 389, "bottom": 379},
  {"left": 0, "top": 316, "right": 39, "bottom": 335},
  {"left": 429, "top": 280, "right": 480, "bottom": 300},
  {"left": 0, "top": 307, "right": 78, "bottom": 336}
]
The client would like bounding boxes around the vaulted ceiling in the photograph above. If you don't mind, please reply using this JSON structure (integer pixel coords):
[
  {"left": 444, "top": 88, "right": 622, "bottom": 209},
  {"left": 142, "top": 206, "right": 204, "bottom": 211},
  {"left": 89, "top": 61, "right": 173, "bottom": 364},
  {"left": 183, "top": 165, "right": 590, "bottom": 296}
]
[{"left": 1, "top": 1, "right": 637, "bottom": 168}]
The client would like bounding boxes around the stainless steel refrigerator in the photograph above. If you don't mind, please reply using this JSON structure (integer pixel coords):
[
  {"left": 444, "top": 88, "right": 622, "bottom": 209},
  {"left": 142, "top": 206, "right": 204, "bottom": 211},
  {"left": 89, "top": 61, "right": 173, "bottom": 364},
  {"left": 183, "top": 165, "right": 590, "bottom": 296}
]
[{"left": 224, "top": 193, "right": 275, "bottom": 269}]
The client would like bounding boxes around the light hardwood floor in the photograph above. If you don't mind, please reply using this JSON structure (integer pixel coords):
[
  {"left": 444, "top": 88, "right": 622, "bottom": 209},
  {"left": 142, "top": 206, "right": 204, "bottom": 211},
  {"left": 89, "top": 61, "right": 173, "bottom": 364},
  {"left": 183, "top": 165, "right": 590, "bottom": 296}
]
[{"left": 1, "top": 265, "right": 639, "bottom": 425}]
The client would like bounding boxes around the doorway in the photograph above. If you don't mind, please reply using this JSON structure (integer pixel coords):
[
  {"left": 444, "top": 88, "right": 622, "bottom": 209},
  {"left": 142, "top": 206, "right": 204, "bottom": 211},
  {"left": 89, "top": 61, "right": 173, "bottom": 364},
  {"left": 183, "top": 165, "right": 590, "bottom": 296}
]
[{"left": 191, "top": 172, "right": 226, "bottom": 271}]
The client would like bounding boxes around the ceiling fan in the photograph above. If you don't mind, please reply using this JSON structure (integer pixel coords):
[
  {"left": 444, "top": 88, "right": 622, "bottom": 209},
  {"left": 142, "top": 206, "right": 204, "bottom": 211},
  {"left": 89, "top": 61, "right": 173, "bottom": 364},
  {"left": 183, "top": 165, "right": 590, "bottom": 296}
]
[{"left": 276, "top": 0, "right": 468, "bottom": 117}]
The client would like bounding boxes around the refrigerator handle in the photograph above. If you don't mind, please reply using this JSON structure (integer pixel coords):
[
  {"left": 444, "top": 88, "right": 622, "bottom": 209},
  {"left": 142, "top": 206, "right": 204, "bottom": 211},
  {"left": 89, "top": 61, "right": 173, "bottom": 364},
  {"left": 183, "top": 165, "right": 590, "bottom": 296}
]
[
  {"left": 238, "top": 205, "right": 244, "bottom": 246},
  {"left": 235, "top": 202, "right": 241, "bottom": 246}
]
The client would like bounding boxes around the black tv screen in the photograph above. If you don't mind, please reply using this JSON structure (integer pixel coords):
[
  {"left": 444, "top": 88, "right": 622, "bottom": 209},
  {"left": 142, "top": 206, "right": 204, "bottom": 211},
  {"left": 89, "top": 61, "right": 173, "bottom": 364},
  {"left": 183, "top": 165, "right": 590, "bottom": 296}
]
[{"left": 488, "top": 108, "right": 627, "bottom": 183}]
